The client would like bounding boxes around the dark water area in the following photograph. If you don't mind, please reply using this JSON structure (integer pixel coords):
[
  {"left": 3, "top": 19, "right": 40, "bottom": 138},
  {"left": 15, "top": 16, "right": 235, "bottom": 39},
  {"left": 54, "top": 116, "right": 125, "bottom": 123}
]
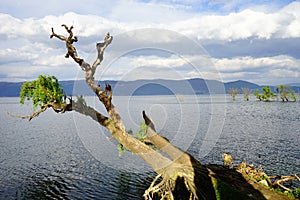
[{"left": 0, "top": 96, "right": 299, "bottom": 199}]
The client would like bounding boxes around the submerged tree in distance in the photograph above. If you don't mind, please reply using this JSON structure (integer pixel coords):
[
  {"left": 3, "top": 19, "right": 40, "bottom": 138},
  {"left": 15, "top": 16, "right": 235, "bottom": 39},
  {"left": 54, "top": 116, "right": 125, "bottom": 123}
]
[
  {"left": 254, "top": 86, "right": 276, "bottom": 102},
  {"left": 228, "top": 88, "right": 239, "bottom": 101},
  {"left": 241, "top": 88, "right": 251, "bottom": 101},
  {"left": 253, "top": 89, "right": 262, "bottom": 101},
  {"left": 262, "top": 86, "right": 276, "bottom": 102},
  {"left": 14, "top": 25, "right": 295, "bottom": 200},
  {"left": 276, "top": 85, "right": 297, "bottom": 102}
]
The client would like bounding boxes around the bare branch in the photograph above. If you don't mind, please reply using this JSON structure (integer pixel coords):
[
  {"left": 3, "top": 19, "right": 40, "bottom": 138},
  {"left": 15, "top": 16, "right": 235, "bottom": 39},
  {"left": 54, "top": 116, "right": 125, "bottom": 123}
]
[
  {"left": 50, "top": 25, "right": 84, "bottom": 69},
  {"left": 142, "top": 110, "right": 156, "bottom": 131},
  {"left": 8, "top": 103, "right": 51, "bottom": 121},
  {"left": 91, "top": 32, "right": 113, "bottom": 77},
  {"left": 50, "top": 25, "right": 125, "bottom": 133}
]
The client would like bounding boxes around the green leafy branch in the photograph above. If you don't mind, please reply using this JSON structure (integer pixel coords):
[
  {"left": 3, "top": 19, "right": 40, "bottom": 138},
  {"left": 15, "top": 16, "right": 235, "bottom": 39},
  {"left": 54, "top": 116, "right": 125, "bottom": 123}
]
[
  {"left": 20, "top": 75, "right": 66, "bottom": 109},
  {"left": 9, "top": 75, "right": 68, "bottom": 121}
]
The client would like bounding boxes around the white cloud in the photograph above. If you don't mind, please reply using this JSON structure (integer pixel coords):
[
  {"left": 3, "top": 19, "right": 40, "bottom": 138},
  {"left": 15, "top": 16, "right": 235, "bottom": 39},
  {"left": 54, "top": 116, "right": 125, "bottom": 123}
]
[
  {"left": 1, "top": 2, "right": 300, "bottom": 41},
  {"left": 0, "top": 1, "right": 300, "bottom": 85},
  {"left": 270, "top": 68, "right": 300, "bottom": 78},
  {"left": 170, "top": 6, "right": 300, "bottom": 40},
  {"left": 94, "top": 55, "right": 196, "bottom": 81},
  {"left": 0, "top": 48, "right": 38, "bottom": 63},
  {"left": 213, "top": 55, "right": 300, "bottom": 72},
  {"left": 129, "top": 55, "right": 186, "bottom": 68},
  {"left": 210, "top": 55, "right": 300, "bottom": 84}
]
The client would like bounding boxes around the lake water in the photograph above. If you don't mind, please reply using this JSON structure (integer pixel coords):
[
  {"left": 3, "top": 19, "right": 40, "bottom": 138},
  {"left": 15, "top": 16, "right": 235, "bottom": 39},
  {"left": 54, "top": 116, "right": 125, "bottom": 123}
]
[{"left": 1, "top": 95, "right": 299, "bottom": 199}]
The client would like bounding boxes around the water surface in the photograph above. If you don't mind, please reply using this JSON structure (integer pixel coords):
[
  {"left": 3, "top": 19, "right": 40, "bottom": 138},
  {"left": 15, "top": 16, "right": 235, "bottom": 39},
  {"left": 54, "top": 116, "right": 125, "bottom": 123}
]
[{"left": 0, "top": 96, "right": 299, "bottom": 199}]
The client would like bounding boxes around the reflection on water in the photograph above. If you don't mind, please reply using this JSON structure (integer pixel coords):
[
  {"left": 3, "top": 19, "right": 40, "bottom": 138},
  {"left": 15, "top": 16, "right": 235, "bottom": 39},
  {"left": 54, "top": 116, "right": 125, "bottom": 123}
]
[{"left": 0, "top": 96, "right": 299, "bottom": 199}]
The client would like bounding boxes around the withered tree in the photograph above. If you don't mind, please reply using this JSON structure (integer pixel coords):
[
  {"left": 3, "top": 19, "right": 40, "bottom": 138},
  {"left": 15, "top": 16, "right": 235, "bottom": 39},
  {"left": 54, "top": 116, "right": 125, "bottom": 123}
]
[
  {"left": 228, "top": 88, "right": 240, "bottom": 101},
  {"left": 18, "top": 24, "right": 214, "bottom": 200},
  {"left": 242, "top": 88, "right": 251, "bottom": 101},
  {"left": 16, "top": 25, "right": 294, "bottom": 200}
]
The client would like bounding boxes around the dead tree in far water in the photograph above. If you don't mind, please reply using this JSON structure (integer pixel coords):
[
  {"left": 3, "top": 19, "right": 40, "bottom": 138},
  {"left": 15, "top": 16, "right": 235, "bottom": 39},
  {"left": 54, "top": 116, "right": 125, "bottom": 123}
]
[
  {"left": 228, "top": 88, "right": 240, "bottom": 101},
  {"left": 242, "top": 88, "right": 251, "bottom": 101}
]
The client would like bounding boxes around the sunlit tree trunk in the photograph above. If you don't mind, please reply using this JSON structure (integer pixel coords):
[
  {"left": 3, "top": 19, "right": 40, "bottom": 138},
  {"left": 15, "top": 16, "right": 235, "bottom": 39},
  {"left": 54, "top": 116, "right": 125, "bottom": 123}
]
[{"left": 15, "top": 25, "right": 297, "bottom": 200}]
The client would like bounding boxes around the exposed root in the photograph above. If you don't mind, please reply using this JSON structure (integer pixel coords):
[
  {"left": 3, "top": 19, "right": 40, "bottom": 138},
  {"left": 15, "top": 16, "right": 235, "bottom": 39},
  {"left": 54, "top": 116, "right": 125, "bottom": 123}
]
[
  {"left": 143, "top": 164, "right": 197, "bottom": 200},
  {"left": 143, "top": 174, "right": 172, "bottom": 200}
]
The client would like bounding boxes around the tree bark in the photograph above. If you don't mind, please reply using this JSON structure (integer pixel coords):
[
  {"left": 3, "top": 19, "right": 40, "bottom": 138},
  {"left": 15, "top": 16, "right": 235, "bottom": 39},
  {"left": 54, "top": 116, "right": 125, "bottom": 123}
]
[
  {"left": 49, "top": 25, "right": 212, "bottom": 199},
  {"left": 47, "top": 25, "right": 297, "bottom": 200}
]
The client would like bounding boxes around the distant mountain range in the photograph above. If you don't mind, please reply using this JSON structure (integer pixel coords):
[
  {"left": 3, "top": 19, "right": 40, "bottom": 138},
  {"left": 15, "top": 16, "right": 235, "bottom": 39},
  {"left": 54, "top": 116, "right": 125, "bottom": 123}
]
[{"left": 0, "top": 78, "right": 299, "bottom": 97}]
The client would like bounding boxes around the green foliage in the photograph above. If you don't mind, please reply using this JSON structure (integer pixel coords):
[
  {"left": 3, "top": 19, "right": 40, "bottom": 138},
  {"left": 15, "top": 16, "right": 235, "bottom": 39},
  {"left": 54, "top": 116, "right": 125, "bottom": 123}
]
[
  {"left": 254, "top": 86, "right": 277, "bottom": 102},
  {"left": 292, "top": 187, "right": 300, "bottom": 198},
  {"left": 136, "top": 123, "right": 147, "bottom": 140},
  {"left": 276, "top": 84, "right": 297, "bottom": 102},
  {"left": 277, "top": 84, "right": 289, "bottom": 101},
  {"left": 254, "top": 86, "right": 297, "bottom": 102},
  {"left": 253, "top": 89, "right": 262, "bottom": 101},
  {"left": 20, "top": 75, "right": 65, "bottom": 109},
  {"left": 272, "top": 186, "right": 300, "bottom": 198},
  {"left": 211, "top": 177, "right": 247, "bottom": 200},
  {"left": 262, "top": 86, "right": 276, "bottom": 102},
  {"left": 289, "top": 90, "right": 296, "bottom": 101}
]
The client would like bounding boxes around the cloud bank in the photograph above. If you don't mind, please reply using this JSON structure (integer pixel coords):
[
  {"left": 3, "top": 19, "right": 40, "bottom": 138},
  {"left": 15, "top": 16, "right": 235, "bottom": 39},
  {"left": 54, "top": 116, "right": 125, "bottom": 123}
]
[{"left": 0, "top": 1, "right": 299, "bottom": 85}]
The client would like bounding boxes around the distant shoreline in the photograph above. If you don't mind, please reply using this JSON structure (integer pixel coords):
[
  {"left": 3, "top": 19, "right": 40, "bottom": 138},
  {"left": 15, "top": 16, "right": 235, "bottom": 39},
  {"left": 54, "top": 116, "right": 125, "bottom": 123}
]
[{"left": 1, "top": 78, "right": 299, "bottom": 97}]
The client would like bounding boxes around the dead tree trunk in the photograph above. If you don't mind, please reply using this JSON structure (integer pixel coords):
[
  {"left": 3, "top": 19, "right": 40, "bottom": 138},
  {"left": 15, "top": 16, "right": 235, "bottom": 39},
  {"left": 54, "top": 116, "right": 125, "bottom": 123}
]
[
  {"left": 49, "top": 25, "right": 215, "bottom": 199},
  {"left": 15, "top": 25, "right": 295, "bottom": 200}
]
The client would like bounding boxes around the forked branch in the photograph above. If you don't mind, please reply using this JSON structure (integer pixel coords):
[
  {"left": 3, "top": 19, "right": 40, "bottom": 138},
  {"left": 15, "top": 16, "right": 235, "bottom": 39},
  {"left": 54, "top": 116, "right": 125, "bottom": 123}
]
[
  {"left": 50, "top": 25, "right": 123, "bottom": 130},
  {"left": 8, "top": 104, "right": 50, "bottom": 121},
  {"left": 50, "top": 24, "right": 84, "bottom": 67}
]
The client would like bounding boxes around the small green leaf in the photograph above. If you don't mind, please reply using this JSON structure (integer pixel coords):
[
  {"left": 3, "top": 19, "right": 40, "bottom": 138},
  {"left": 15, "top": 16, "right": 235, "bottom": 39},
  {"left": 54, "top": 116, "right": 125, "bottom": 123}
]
[{"left": 136, "top": 122, "right": 147, "bottom": 140}]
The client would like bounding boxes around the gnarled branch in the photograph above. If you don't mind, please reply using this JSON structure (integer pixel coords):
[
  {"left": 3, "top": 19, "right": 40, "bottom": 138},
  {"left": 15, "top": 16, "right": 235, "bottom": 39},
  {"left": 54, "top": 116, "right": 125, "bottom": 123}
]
[
  {"left": 50, "top": 25, "right": 124, "bottom": 132},
  {"left": 8, "top": 104, "right": 50, "bottom": 121},
  {"left": 50, "top": 24, "right": 84, "bottom": 68},
  {"left": 8, "top": 101, "right": 72, "bottom": 121}
]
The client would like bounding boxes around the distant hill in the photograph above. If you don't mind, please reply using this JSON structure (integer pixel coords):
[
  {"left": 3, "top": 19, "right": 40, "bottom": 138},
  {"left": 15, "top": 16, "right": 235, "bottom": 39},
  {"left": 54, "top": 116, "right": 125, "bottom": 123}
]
[
  {"left": 224, "top": 80, "right": 260, "bottom": 91},
  {"left": 0, "top": 82, "right": 23, "bottom": 97},
  {"left": 0, "top": 79, "right": 299, "bottom": 97}
]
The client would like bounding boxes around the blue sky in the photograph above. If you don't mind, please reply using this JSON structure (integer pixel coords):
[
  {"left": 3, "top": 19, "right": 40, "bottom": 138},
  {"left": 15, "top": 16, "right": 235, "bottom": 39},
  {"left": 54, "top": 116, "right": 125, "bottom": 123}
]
[{"left": 0, "top": 0, "right": 299, "bottom": 85}]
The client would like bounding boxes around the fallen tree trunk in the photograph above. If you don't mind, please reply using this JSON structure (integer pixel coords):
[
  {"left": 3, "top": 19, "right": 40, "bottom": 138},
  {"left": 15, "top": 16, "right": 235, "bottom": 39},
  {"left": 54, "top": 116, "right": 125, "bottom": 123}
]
[
  {"left": 49, "top": 24, "right": 210, "bottom": 199},
  {"left": 14, "top": 25, "right": 299, "bottom": 199}
]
